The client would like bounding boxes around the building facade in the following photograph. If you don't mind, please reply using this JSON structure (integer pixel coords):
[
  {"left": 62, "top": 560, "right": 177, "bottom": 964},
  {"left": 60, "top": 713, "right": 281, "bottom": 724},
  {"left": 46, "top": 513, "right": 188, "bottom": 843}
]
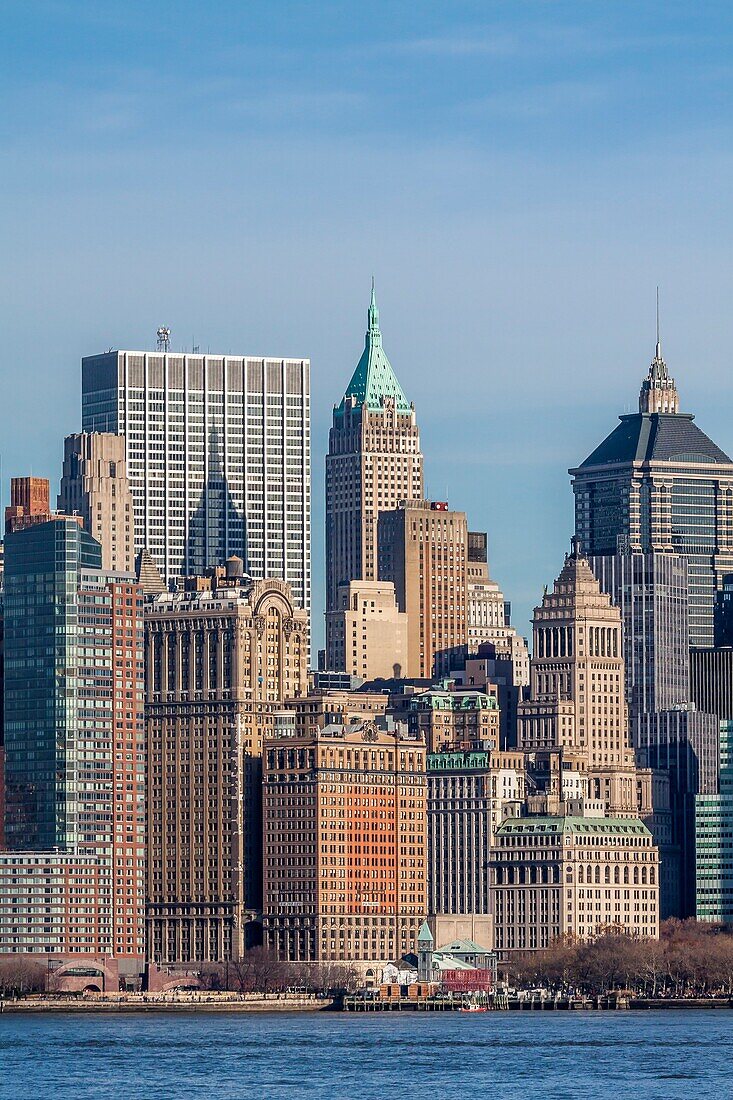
[
  {"left": 378, "top": 499, "right": 468, "bottom": 678},
  {"left": 4, "top": 476, "right": 54, "bottom": 534},
  {"left": 262, "top": 716, "right": 427, "bottom": 970},
  {"left": 696, "top": 721, "right": 733, "bottom": 923},
  {"left": 690, "top": 647, "right": 733, "bottom": 722},
  {"left": 144, "top": 561, "right": 308, "bottom": 963},
  {"left": 283, "top": 689, "right": 388, "bottom": 738},
  {"left": 570, "top": 342, "right": 733, "bottom": 648},
  {"left": 427, "top": 748, "right": 524, "bottom": 919},
  {"left": 325, "top": 286, "right": 423, "bottom": 628},
  {"left": 325, "top": 580, "right": 408, "bottom": 681},
  {"left": 491, "top": 815, "right": 659, "bottom": 957},
  {"left": 81, "top": 347, "right": 310, "bottom": 612},
  {"left": 518, "top": 541, "right": 641, "bottom": 813},
  {"left": 2, "top": 519, "right": 145, "bottom": 965},
  {"left": 588, "top": 551, "right": 690, "bottom": 719},
  {"left": 407, "top": 685, "right": 500, "bottom": 754},
  {"left": 58, "top": 431, "right": 135, "bottom": 574}
]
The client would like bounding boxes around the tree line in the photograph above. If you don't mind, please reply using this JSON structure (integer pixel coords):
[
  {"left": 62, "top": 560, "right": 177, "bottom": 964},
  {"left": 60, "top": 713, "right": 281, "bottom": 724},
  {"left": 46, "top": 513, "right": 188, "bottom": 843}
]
[{"left": 507, "top": 920, "right": 733, "bottom": 997}]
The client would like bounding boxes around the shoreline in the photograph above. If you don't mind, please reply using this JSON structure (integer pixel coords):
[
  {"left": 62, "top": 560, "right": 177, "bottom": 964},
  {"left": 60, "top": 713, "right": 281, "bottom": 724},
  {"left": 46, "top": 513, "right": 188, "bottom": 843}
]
[{"left": 2, "top": 996, "right": 732, "bottom": 1014}]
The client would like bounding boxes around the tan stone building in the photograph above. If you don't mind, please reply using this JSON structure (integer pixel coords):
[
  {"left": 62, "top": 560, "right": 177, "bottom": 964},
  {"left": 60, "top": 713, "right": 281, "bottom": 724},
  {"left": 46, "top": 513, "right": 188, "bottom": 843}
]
[
  {"left": 518, "top": 540, "right": 645, "bottom": 816},
  {"left": 491, "top": 814, "right": 659, "bottom": 956},
  {"left": 325, "top": 579, "right": 408, "bottom": 680},
  {"left": 325, "top": 285, "right": 423, "bottom": 647},
  {"left": 58, "top": 432, "right": 135, "bottom": 573},
  {"left": 378, "top": 499, "right": 468, "bottom": 679},
  {"left": 144, "top": 559, "right": 308, "bottom": 963},
  {"left": 262, "top": 716, "right": 427, "bottom": 971},
  {"left": 283, "top": 688, "right": 389, "bottom": 737},
  {"left": 407, "top": 684, "right": 500, "bottom": 753}
]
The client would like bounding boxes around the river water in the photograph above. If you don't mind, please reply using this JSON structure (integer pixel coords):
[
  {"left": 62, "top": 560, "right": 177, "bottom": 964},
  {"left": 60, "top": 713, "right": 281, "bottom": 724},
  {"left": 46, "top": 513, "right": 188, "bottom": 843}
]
[{"left": 0, "top": 1009, "right": 730, "bottom": 1099}]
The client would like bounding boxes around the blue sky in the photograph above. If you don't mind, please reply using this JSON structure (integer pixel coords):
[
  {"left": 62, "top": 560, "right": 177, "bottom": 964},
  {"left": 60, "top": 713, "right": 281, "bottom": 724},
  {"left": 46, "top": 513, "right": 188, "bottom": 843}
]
[{"left": 3, "top": 1, "right": 733, "bottom": 644}]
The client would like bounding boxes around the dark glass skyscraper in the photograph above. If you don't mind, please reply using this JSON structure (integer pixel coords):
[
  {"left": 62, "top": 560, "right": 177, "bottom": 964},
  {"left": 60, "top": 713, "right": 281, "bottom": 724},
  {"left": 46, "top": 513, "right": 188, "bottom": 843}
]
[{"left": 570, "top": 341, "right": 733, "bottom": 648}]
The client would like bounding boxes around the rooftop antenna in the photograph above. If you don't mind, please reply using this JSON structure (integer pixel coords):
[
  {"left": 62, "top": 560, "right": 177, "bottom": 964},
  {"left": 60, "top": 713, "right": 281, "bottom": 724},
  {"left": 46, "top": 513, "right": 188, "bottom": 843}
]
[
  {"left": 156, "top": 326, "right": 171, "bottom": 353},
  {"left": 655, "top": 287, "right": 661, "bottom": 360}
]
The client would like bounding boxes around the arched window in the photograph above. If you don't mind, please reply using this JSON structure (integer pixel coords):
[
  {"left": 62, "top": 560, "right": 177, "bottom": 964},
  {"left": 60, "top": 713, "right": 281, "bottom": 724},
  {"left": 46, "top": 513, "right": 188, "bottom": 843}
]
[{"left": 623, "top": 867, "right": 629, "bottom": 884}]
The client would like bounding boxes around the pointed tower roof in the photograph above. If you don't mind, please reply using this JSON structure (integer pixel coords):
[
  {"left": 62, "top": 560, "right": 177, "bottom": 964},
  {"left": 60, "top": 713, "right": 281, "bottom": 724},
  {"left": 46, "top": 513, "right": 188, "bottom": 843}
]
[
  {"left": 417, "top": 919, "right": 434, "bottom": 944},
  {"left": 638, "top": 289, "right": 680, "bottom": 414},
  {"left": 339, "top": 281, "right": 411, "bottom": 413},
  {"left": 135, "top": 547, "right": 166, "bottom": 596}
]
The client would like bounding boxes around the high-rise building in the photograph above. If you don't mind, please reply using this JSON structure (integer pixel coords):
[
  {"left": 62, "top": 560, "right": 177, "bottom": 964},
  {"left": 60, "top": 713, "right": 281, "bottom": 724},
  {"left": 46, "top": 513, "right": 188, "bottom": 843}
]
[
  {"left": 714, "top": 574, "right": 733, "bottom": 646},
  {"left": 378, "top": 499, "right": 468, "bottom": 678},
  {"left": 570, "top": 339, "right": 733, "bottom": 648},
  {"left": 427, "top": 747, "right": 524, "bottom": 919},
  {"left": 325, "top": 285, "right": 423, "bottom": 628},
  {"left": 2, "top": 518, "right": 145, "bottom": 965},
  {"left": 4, "top": 476, "right": 53, "bottom": 534},
  {"left": 262, "top": 715, "right": 427, "bottom": 971},
  {"left": 690, "top": 647, "right": 733, "bottom": 722},
  {"left": 491, "top": 814, "right": 659, "bottom": 957},
  {"left": 81, "top": 347, "right": 310, "bottom": 612},
  {"left": 588, "top": 551, "right": 690, "bottom": 719},
  {"left": 518, "top": 540, "right": 640, "bottom": 810},
  {"left": 466, "top": 532, "right": 508, "bottom": 650},
  {"left": 696, "top": 721, "right": 733, "bottom": 923},
  {"left": 586, "top": 532, "right": 720, "bottom": 919},
  {"left": 325, "top": 580, "right": 408, "bottom": 681},
  {"left": 58, "top": 432, "right": 135, "bottom": 573},
  {"left": 144, "top": 559, "right": 308, "bottom": 963}
]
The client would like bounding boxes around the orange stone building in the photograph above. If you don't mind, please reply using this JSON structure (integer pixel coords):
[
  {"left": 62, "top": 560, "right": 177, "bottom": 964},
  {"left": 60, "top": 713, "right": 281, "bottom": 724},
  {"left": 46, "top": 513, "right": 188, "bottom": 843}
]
[{"left": 262, "top": 716, "right": 427, "bottom": 971}]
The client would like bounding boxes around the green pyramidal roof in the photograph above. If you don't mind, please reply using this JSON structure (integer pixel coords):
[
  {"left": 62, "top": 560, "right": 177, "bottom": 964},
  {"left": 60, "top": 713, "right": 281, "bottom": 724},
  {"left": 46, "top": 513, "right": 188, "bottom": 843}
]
[
  {"left": 339, "top": 283, "right": 411, "bottom": 413},
  {"left": 417, "top": 920, "right": 434, "bottom": 943}
]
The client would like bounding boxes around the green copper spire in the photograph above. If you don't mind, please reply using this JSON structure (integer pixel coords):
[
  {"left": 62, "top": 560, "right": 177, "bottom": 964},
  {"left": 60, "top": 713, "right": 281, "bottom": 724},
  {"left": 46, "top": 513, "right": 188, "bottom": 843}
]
[{"left": 339, "top": 281, "right": 411, "bottom": 412}]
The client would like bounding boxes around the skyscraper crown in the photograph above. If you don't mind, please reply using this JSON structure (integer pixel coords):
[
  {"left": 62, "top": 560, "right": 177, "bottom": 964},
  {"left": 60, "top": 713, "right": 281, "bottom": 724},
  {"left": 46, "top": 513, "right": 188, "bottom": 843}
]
[
  {"left": 639, "top": 292, "right": 680, "bottom": 414},
  {"left": 339, "top": 281, "right": 411, "bottom": 413}
]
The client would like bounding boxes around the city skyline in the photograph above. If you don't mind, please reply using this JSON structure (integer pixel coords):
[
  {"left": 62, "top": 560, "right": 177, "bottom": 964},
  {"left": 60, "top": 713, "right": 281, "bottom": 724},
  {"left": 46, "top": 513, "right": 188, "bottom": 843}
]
[
  {"left": 2, "top": 291, "right": 732, "bottom": 648},
  {"left": 4, "top": 3, "right": 733, "bottom": 646}
]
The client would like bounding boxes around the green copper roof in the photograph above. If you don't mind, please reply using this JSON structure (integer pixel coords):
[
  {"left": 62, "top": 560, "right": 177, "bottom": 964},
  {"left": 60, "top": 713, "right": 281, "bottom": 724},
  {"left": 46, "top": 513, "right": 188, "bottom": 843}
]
[
  {"left": 339, "top": 282, "right": 411, "bottom": 413},
  {"left": 496, "top": 816, "right": 651, "bottom": 837},
  {"left": 417, "top": 919, "right": 434, "bottom": 943}
]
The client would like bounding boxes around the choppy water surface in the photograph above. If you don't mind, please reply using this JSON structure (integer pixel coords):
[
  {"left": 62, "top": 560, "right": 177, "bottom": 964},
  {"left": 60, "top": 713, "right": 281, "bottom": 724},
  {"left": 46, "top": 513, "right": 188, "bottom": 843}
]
[{"left": 0, "top": 1009, "right": 730, "bottom": 1099}]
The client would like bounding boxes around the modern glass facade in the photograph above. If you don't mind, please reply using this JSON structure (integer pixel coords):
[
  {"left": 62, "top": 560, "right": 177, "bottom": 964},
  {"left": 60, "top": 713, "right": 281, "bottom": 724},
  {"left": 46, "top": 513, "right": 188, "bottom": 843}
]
[
  {"left": 81, "top": 350, "right": 310, "bottom": 615},
  {"left": 3, "top": 518, "right": 146, "bottom": 958},
  {"left": 4, "top": 520, "right": 102, "bottom": 850},
  {"left": 696, "top": 721, "right": 733, "bottom": 923}
]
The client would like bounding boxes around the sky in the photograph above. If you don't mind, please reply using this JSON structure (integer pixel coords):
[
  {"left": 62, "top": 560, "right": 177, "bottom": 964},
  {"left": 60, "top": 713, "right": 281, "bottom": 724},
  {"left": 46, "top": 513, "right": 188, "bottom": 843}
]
[{"left": 3, "top": 1, "right": 733, "bottom": 646}]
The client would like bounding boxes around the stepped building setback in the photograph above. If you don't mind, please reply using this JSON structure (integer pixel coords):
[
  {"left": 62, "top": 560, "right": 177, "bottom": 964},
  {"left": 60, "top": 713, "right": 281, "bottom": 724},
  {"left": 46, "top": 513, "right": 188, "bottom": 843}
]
[
  {"left": 325, "top": 285, "right": 423, "bottom": 653},
  {"left": 58, "top": 431, "right": 135, "bottom": 574}
]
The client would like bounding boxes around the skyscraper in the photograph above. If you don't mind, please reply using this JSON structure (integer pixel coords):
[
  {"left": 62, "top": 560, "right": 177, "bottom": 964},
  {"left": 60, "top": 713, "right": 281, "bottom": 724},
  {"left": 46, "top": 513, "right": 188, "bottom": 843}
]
[
  {"left": 3, "top": 518, "right": 145, "bottom": 964},
  {"left": 570, "top": 337, "right": 733, "bottom": 647},
  {"left": 262, "top": 714, "right": 427, "bottom": 969},
  {"left": 81, "top": 347, "right": 310, "bottom": 612},
  {"left": 378, "top": 499, "right": 468, "bottom": 678},
  {"left": 144, "top": 561, "right": 308, "bottom": 964},
  {"left": 325, "top": 285, "right": 423, "bottom": 636},
  {"left": 58, "top": 432, "right": 135, "bottom": 573}
]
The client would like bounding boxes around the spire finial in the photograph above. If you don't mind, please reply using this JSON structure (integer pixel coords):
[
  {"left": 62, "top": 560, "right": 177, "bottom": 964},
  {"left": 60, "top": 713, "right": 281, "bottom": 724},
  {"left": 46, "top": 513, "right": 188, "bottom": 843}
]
[
  {"left": 367, "top": 277, "right": 379, "bottom": 337},
  {"left": 655, "top": 285, "right": 661, "bottom": 361}
]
